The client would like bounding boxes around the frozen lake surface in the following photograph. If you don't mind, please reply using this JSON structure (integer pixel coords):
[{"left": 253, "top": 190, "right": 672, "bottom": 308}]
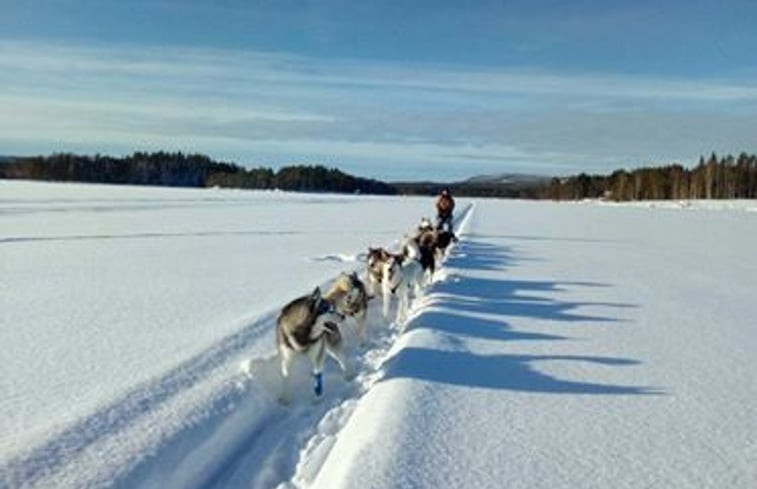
[{"left": 1, "top": 180, "right": 755, "bottom": 488}]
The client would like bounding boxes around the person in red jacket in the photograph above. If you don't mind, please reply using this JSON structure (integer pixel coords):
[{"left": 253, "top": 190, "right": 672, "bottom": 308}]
[{"left": 435, "top": 187, "right": 455, "bottom": 233}]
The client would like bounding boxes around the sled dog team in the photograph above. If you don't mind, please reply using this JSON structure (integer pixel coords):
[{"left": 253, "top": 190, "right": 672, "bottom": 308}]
[{"left": 274, "top": 218, "right": 457, "bottom": 403}]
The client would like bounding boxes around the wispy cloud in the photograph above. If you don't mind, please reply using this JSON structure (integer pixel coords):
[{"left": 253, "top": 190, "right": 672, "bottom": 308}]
[
  {"left": 1, "top": 39, "right": 756, "bottom": 179},
  {"left": 5, "top": 40, "right": 757, "bottom": 102}
]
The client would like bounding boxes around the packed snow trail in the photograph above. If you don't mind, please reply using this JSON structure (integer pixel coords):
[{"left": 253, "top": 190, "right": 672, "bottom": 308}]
[
  {"left": 133, "top": 204, "right": 474, "bottom": 489},
  {"left": 309, "top": 200, "right": 757, "bottom": 489}
]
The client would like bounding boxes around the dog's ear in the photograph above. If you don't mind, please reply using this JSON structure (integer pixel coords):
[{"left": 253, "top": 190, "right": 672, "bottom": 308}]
[{"left": 311, "top": 287, "right": 321, "bottom": 302}]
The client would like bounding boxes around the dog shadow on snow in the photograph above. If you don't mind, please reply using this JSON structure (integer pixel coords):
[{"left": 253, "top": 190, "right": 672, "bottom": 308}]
[
  {"left": 438, "top": 240, "right": 636, "bottom": 325},
  {"left": 383, "top": 239, "right": 661, "bottom": 396},
  {"left": 384, "top": 347, "right": 660, "bottom": 395},
  {"left": 432, "top": 277, "right": 635, "bottom": 325}
]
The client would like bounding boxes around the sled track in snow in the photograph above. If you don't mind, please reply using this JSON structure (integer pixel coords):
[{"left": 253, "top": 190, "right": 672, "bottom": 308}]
[
  {"left": 178, "top": 203, "right": 474, "bottom": 489},
  {"left": 0, "top": 204, "right": 473, "bottom": 489},
  {"left": 0, "top": 308, "right": 279, "bottom": 489}
]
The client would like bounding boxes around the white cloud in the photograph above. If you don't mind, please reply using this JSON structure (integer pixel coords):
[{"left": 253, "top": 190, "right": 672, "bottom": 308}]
[{"left": 2, "top": 39, "right": 756, "bottom": 179}]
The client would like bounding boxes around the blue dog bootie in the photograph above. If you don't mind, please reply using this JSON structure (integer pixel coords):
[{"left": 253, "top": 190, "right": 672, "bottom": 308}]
[{"left": 313, "top": 372, "right": 323, "bottom": 397}]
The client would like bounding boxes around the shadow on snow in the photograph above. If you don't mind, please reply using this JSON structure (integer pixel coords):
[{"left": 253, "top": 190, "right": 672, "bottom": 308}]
[
  {"left": 383, "top": 237, "right": 661, "bottom": 396},
  {"left": 406, "top": 309, "right": 568, "bottom": 343},
  {"left": 384, "top": 348, "right": 660, "bottom": 395}
]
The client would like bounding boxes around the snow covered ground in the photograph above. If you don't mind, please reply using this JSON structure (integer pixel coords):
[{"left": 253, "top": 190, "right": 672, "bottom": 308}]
[
  {"left": 313, "top": 199, "right": 757, "bottom": 489},
  {"left": 0, "top": 181, "right": 437, "bottom": 488},
  {"left": 2, "top": 180, "right": 756, "bottom": 488}
]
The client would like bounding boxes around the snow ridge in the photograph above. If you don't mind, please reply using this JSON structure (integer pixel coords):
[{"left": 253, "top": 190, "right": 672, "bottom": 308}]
[{"left": 282, "top": 204, "right": 476, "bottom": 489}]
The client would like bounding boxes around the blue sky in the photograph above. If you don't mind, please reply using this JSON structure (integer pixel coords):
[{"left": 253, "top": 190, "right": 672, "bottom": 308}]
[{"left": 1, "top": 1, "right": 756, "bottom": 180}]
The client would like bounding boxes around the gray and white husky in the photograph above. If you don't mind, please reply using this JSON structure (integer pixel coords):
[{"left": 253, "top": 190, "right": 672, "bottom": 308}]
[
  {"left": 417, "top": 217, "right": 435, "bottom": 233},
  {"left": 324, "top": 271, "right": 370, "bottom": 345},
  {"left": 276, "top": 287, "right": 353, "bottom": 403},
  {"left": 381, "top": 254, "right": 424, "bottom": 324}
]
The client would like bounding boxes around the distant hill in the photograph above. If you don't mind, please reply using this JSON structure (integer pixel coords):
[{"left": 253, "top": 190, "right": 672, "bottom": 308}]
[
  {"left": 392, "top": 172, "right": 550, "bottom": 198},
  {"left": 462, "top": 172, "right": 551, "bottom": 186}
]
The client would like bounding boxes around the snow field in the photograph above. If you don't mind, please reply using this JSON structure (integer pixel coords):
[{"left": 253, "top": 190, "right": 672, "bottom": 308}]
[
  {"left": 310, "top": 199, "right": 757, "bottom": 489},
  {"left": 3, "top": 180, "right": 756, "bottom": 489},
  {"left": 0, "top": 182, "right": 472, "bottom": 488},
  {"left": 0, "top": 180, "right": 459, "bottom": 489}
]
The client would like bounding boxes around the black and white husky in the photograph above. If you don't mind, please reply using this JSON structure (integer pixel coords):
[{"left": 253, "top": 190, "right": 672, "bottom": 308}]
[
  {"left": 381, "top": 254, "right": 424, "bottom": 323},
  {"left": 433, "top": 230, "right": 458, "bottom": 257},
  {"left": 403, "top": 234, "right": 435, "bottom": 283},
  {"left": 276, "top": 287, "right": 353, "bottom": 403},
  {"left": 324, "top": 271, "right": 370, "bottom": 345}
]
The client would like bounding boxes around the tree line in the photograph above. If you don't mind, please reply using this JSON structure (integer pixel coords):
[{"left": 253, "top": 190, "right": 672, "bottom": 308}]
[
  {"left": 0, "top": 151, "right": 396, "bottom": 195},
  {"left": 543, "top": 152, "right": 757, "bottom": 201},
  {"left": 3, "top": 150, "right": 757, "bottom": 200}
]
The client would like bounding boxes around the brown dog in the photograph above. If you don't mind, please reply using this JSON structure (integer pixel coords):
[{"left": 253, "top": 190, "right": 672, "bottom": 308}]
[{"left": 366, "top": 247, "right": 395, "bottom": 297}]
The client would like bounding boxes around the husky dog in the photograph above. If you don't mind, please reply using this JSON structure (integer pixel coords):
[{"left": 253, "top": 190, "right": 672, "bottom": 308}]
[
  {"left": 324, "top": 271, "right": 370, "bottom": 344},
  {"left": 381, "top": 254, "right": 424, "bottom": 323},
  {"left": 276, "top": 287, "right": 352, "bottom": 403},
  {"left": 417, "top": 229, "right": 436, "bottom": 249},
  {"left": 417, "top": 217, "right": 435, "bottom": 233},
  {"left": 402, "top": 234, "right": 422, "bottom": 260},
  {"left": 402, "top": 234, "right": 435, "bottom": 284},
  {"left": 433, "top": 230, "right": 458, "bottom": 258},
  {"left": 366, "top": 247, "right": 394, "bottom": 297}
]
